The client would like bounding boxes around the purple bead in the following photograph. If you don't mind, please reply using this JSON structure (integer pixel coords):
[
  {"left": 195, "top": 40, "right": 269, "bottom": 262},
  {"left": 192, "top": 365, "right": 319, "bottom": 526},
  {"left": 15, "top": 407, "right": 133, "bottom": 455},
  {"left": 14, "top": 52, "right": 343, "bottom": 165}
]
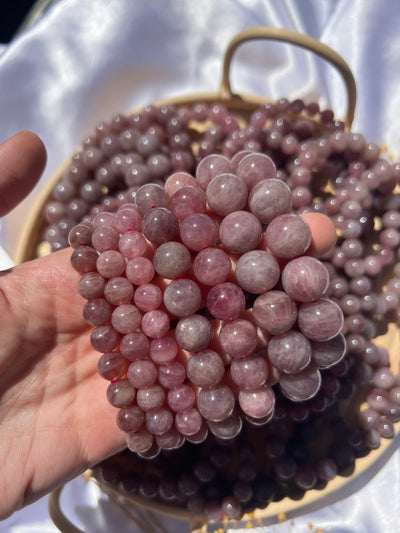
[
  {"left": 264, "top": 214, "right": 311, "bottom": 258},
  {"left": 175, "top": 314, "right": 213, "bottom": 352},
  {"left": 237, "top": 153, "right": 276, "bottom": 190},
  {"left": 175, "top": 408, "right": 203, "bottom": 436},
  {"left": 238, "top": 385, "right": 275, "bottom": 419},
  {"left": 206, "top": 282, "right": 246, "bottom": 321},
  {"left": 235, "top": 250, "right": 280, "bottom": 294},
  {"left": 142, "top": 208, "right": 179, "bottom": 244},
  {"left": 187, "top": 349, "right": 225, "bottom": 387},
  {"left": 248, "top": 179, "right": 292, "bottom": 223},
  {"left": 297, "top": 299, "right": 344, "bottom": 341},
  {"left": 193, "top": 247, "right": 232, "bottom": 286},
  {"left": 219, "top": 211, "right": 262, "bottom": 253},
  {"left": 180, "top": 213, "right": 218, "bottom": 251},
  {"left": 267, "top": 330, "right": 312, "bottom": 374},
  {"left": 310, "top": 333, "right": 346, "bottom": 369},
  {"left": 252, "top": 290, "right": 297, "bottom": 335},
  {"left": 230, "top": 355, "right": 269, "bottom": 390},
  {"left": 163, "top": 278, "right": 202, "bottom": 318},
  {"left": 279, "top": 363, "right": 321, "bottom": 401},
  {"left": 152, "top": 241, "right": 191, "bottom": 279},
  {"left": 219, "top": 319, "right": 258, "bottom": 358},
  {"left": 206, "top": 173, "right": 248, "bottom": 216},
  {"left": 281, "top": 256, "right": 329, "bottom": 302},
  {"left": 197, "top": 384, "right": 235, "bottom": 422}
]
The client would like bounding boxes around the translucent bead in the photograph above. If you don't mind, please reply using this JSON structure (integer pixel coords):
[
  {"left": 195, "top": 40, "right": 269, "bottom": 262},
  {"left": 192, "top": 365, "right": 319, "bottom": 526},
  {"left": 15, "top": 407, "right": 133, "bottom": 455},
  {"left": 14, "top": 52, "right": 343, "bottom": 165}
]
[
  {"left": 153, "top": 241, "right": 192, "bottom": 279},
  {"left": 158, "top": 361, "right": 186, "bottom": 389},
  {"left": 206, "top": 282, "right": 246, "bottom": 321},
  {"left": 117, "top": 405, "right": 144, "bottom": 432},
  {"left": 136, "top": 385, "right": 166, "bottom": 411},
  {"left": 135, "top": 183, "right": 170, "bottom": 215},
  {"left": 311, "top": 333, "right": 346, "bottom": 369},
  {"left": 68, "top": 223, "right": 93, "bottom": 248},
  {"left": 219, "top": 319, "right": 258, "bottom": 358},
  {"left": 142, "top": 208, "right": 179, "bottom": 244},
  {"left": 106, "top": 379, "right": 135, "bottom": 407},
  {"left": 96, "top": 250, "right": 126, "bottom": 278},
  {"left": 164, "top": 172, "right": 199, "bottom": 196},
  {"left": 193, "top": 247, "right": 232, "bottom": 286},
  {"left": 206, "top": 173, "right": 248, "bottom": 216},
  {"left": 267, "top": 330, "right": 312, "bottom": 374},
  {"left": 83, "top": 298, "right": 112, "bottom": 326},
  {"left": 235, "top": 250, "right": 280, "bottom": 294},
  {"left": 236, "top": 153, "right": 276, "bottom": 190},
  {"left": 97, "top": 352, "right": 127, "bottom": 381},
  {"left": 238, "top": 385, "right": 275, "bottom": 419},
  {"left": 111, "top": 304, "right": 141, "bottom": 333},
  {"left": 195, "top": 154, "right": 233, "bottom": 190},
  {"left": 281, "top": 256, "right": 329, "bottom": 302},
  {"left": 187, "top": 349, "right": 225, "bottom": 387},
  {"left": 175, "top": 314, "right": 213, "bottom": 352},
  {"left": 230, "top": 355, "right": 269, "bottom": 389},
  {"left": 167, "top": 385, "right": 195, "bottom": 413},
  {"left": 118, "top": 230, "right": 148, "bottom": 259},
  {"left": 207, "top": 411, "right": 243, "bottom": 440},
  {"left": 70, "top": 246, "right": 99, "bottom": 274},
  {"left": 253, "top": 290, "right": 297, "bottom": 335},
  {"left": 156, "top": 427, "right": 183, "bottom": 450},
  {"left": 297, "top": 299, "right": 344, "bottom": 341},
  {"left": 127, "top": 428, "right": 153, "bottom": 453},
  {"left": 219, "top": 211, "right": 262, "bottom": 253},
  {"left": 180, "top": 213, "right": 218, "bottom": 251},
  {"left": 149, "top": 336, "right": 178, "bottom": 364},
  {"left": 248, "top": 179, "right": 292, "bottom": 222},
  {"left": 163, "top": 279, "right": 202, "bottom": 318},
  {"left": 104, "top": 277, "right": 134, "bottom": 305},
  {"left": 120, "top": 331, "right": 150, "bottom": 360},
  {"left": 125, "top": 257, "right": 155, "bottom": 285},
  {"left": 141, "top": 310, "right": 170, "bottom": 339},
  {"left": 175, "top": 408, "right": 203, "bottom": 436},
  {"left": 197, "top": 384, "right": 235, "bottom": 422},
  {"left": 264, "top": 213, "right": 311, "bottom": 258},
  {"left": 145, "top": 407, "right": 173, "bottom": 435},
  {"left": 170, "top": 185, "right": 207, "bottom": 220},
  {"left": 279, "top": 363, "right": 321, "bottom": 401},
  {"left": 127, "top": 359, "right": 158, "bottom": 388},
  {"left": 90, "top": 325, "right": 120, "bottom": 352}
]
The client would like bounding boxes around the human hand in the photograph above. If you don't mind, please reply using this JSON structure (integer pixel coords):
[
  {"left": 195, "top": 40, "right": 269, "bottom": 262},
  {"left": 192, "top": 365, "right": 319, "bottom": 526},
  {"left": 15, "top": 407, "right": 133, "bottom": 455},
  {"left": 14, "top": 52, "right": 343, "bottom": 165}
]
[{"left": 0, "top": 132, "right": 126, "bottom": 519}]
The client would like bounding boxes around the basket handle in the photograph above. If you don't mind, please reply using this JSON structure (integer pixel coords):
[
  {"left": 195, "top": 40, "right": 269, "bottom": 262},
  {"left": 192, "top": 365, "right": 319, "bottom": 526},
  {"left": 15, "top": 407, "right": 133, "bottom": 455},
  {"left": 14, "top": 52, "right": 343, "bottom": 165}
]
[{"left": 220, "top": 27, "right": 357, "bottom": 128}]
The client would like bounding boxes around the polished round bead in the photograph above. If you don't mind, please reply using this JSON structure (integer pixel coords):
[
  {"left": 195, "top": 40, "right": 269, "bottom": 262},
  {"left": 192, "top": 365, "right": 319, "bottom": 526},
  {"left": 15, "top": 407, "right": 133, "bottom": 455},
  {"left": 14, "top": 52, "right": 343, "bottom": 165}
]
[
  {"left": 96, "top": 250, "right": 126, "bottom": 278},
  {"left": 104, "top": 277, "right": 134, "bottom": 306},
  {"left": 106, "top": 379, "right": 136, "bottom": 407},
  {"left": 193, "top": 247, "right": 232, "bottom": 286},
  {"left": 195, "top": 154, "right": 233, "bottom": 190},
  {"left": 219, "top": 211, "right": 262, "bottom": 253},
  {"left": 264, "top": 214, "right": 311, "bottom": 258},
  {"left": 127, "top": 359, "right": 158, "bottom": 388},
  {"left": 136, "top": 385, "right": 166, "bottom": 411},
  {"left": 267, "top": 330, "right": 312, "bottom": 374},
  {"left": 153, "top": 241, "right": 192, "bottom": 279},
  {"left": 97, "top": 351, "right": 127, "bottom": 381},
  {"left": 145, "top": 407, "right": 174, "bottom": 435},
  {"left": 235, "top": 250, "right": 280, "bottom": 294},
  {"left": 133, "top": 283, "right": 163, "bottom": 312},
  {"left": 142, "top": 207, "right": 179, "bottom": 244},
  {"left": 90, "top": 325, "right": 119, "bottom": 352},
  {"left": 206, "top": 282, "right": 246, "bottom": 321},
  {"left": 141, "top": 310, "right": 170, "bottom": 339},
  {"left": 120, "top": 331, "right": 150, "bottom": 360},
  {"left": 206, "top": 173, "right": 248, "bottom": 216},
  {"left": 219, "top": 319, "right": 258, "bottom": 358},
  {"left": 238, "top": 385, "right": 275, "bottom": 419},
  {"left": 297, "top": 299, "right": 344, "bottom": 341},
  {"left": 163, "top": 279, "right": 202, "bottom": 317},
  {"left": 158, "top": 361, "right": 186, "bottom": 389},
  {"left": 175, "top": 408, "right": 203, "bottom": 436},
  {"left": 230, "top": 355, "right": 269, "bottom": 390},
  {"left": 279, "top": 363, "right": 322, "bottom": 401},
  {"left": 118, "top": 230, "right": 148, "bottom": 259},
  {"left": 111, "top": 304, "right": 141, "bottom": 333},
  {"left": 83, "top": 298, "right": 112, "bottom": 326},
  {"left": 248, "top": 179, "right": 292, "bottom": 222},
  {"left": 253, "top": 290, "right": 297, "bottom": 335},
  {"left": 170, "top": 185, "right": 207, "bottom": 220},
  {"left": 135, "top": 183, "right": 170, "bottom": 215},
  {"left": 237, "top": 153, "right": 276, "bottom": 190},
  {"left": 197, "top": 385, "right": 235, "bottom": 422},
  {"left": 281, "top": 256, "right": 329, "bottom": 302},
  {"left": 149, "top": 336, "right": 178, "bottom": 364},
  {"left": 187, "top": 349, "right": 225, "bottom": 387},
  {"left": 310, "top": 333, "right": 346, "bottom": 369},
  {"left": 117, "top": 405, "right": 145, "bottom": 432},
  {"left": 167, "top": 385, "right": 196, "bottom": 413},
  {"left": 175, "top": 314, "right": 213, "bottom": 352},
  {"left": 180, "top": 213, "right": 218, "bottom": 251}
]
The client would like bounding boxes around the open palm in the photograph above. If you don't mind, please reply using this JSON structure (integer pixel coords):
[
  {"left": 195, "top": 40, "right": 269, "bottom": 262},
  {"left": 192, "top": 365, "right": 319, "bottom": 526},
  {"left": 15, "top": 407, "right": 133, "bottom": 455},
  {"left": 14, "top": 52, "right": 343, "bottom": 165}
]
[{"left": 0, "top": 132, "right": 125, "bottom": 519}]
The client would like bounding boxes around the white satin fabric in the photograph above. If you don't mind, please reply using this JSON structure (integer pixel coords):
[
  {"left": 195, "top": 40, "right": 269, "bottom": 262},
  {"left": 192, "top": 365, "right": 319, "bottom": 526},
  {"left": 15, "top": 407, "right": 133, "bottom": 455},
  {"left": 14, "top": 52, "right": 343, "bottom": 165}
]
[{"left": 0, "top": 0, "right": 399, "bottom": 531}]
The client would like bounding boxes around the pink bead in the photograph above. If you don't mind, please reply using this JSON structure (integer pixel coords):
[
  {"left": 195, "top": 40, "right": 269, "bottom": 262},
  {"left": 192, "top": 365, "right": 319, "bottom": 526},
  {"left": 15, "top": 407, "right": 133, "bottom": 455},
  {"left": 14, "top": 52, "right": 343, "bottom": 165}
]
[
  {"left": 171, "top": 186, "right": 207, "bottom": 220},
  {"left": 195, "top": 154, "right": 233, "bottom": 190},
  {"left": 104, "top": 277, "right": 134, "bottom": 305},
  {"left": 111, "top": 304, "right": 142, "bottom": 333},
  {"left": 120, "top": 331, "right": 150, "bottom": 360},
  {"left": 149, "top": 336, "right": 178, "bottom": 363},
  {"left": 165, "top": 172, "right": 199, "bottom": 196},
  {"left": 126, "top": 257, "right": 155, "bottom": 285},
  {"left": 158, "top": 361, "right": 186, "bottom": 389},
  {"left": 163, "top": 279, "right": 202, "bottom": 317},
  {"left": 248, "top": 179, "right": 292, "bottom": 222},
  {"left": 193, "top": 247, "right": 232, "bottom": 286},
  {"left": 235, "top": 250, "right": 280, "bottom": 294},
  {"left": 252, "top": 290, "right": 297, "bottom": 335},
  {"left": 127, "top": 428, "right": 153, "bottom": 453},
  {"left": 206, "top": 173, "right": 248, "bottom": 216},
  {"left": 197, "top": 384, "right": 235, "bottom": 422},
  {"left": 133, "top": 283, "right": 163, "bottom": 311},
  {"left": 206, "top": 282, "right": 246, "bottom": 321},
  {"left": 187, "top": 349, "right": 225, "bottom": 387},
  {"left": 167, "top": 385, "right": 196, "bottom": 413},
  {"left": 136, "top": 385, "right": 165, "bottom": 411},
  {"left": 219, "top": 319, "right": 258, "bottom": 358},
  {"left": 96, "top": 250, "right": 126, "bottom": 278},
  {"left": 180, "top": 213, "right": 218, "bottom": 251},
  {"left": 118, "top": 230, "right": 148, "bottom": 259},
  {"left": 238, "top": 385, "right": 275, "bottom": 419},
  {"left": 219, "top": 211, "right": 262, "bottom": 253},
  {"left": 127, "top": 359, "right": 158, "bottom": 388},
  {"left": 141, "top": 310, "right": 170, "bottom": 338},
  {"left": 281, "top": 256, "right": 329, "bottom": 302},
  {"left": 230, "top": 355, "right": 269, "bottom": 389},
  {"left": 175, "top": 408, "right": 203, "bottom": 436},
  {"left": 145, "top": 407, "right": 174, "bottom": 435},
  {"left": 114, "top": 206, "right": 142, "bottom": 233}
]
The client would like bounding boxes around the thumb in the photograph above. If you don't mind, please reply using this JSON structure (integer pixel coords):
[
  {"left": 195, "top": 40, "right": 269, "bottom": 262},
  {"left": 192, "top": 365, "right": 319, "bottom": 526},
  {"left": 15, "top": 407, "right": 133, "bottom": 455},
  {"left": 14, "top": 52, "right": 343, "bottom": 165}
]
[{"left": 0, "top": 131, "right": 47, "bottom": 217}]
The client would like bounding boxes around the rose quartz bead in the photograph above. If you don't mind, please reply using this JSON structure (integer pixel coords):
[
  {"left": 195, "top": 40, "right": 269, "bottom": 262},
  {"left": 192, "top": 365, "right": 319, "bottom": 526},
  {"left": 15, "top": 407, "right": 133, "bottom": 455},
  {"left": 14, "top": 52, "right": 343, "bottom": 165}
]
[
  {"left": 158, "top": 361, "right": 186, "bottom": 389},
  {"left": 310, "top": 333, "right": 346, "bottom": 369},
  {"left": 155, "top": 427, "right": 183, "bottom": 450},
  {"left": 175, "top": 408, "right": 203, "bottom": 436},
  {"left": 248, "top": 179, "right": 292, "bottom": 222},
  {"left": 279, "top": 363, "right": 321, "bottom": 401},
  {"left": 127, "top": 428, "right": 153, "bottom": 453},
  {"left": 153, "top": 241, "right": 192, "bottom": 279},
  {"left": 167, "top": 384, "right": 196, "bottom": 413},
  {"left": 163, "top": 279, "right": 202, "bottom": 317},
  {"left": 104, "top": 277, "right": 134, "bottom": 305},
  {"left": 114, "top": 206, "right": 142, "bottom": 233},
  {"left": 142, "top": 207, "right": 179, "bottom": 244},
  {"left": 297, "top": 298, "right": 344, "bottom": 341},
  {"left": 96, "top": 250, "right": 126, "bottom": 278},
  {"left": 195, "top": 154, "right": 233, "bottom": 190},
  {"left": 236, "top": 152, "right": 277, "bottom": 190},
  {"left": 187, "top": 349, "right": 225, "bottom": 387},
  {"left": 219, "top": 211, "right": 262, "bottom": 253},
  {"left": 136, "top": 385, "right": 165, "bottom": 411},
  {"left": 267, "top": 330, "right": 312, "bottom": 374},
  {"left": 238, "top": 385, "right": 275, "bottom": 419},
  {"left": 106, "top": 379, "right": 136, "bottom": 407},
  {"left": 83, "top": 298, "right": 112, "bottom": 326},
  {"left": 180, "top": 213, "right": 218, "bottom": 251},
  {"left": 90, "top": 325, "right": 120, "bottom": 352},
  {"left": 91, "top": 225, "right": 120, "bottom": 251},
  {"left": 120, "top": 331, "right": 150, "bottom": 360},
  {"left": 149, "top": 336, "right": 178, "bottom": 363},
  {"left": 125, "top": 257, "right": 155, "bottom": 285},
  {"left": 78, "top": 272, "right": 106, "bottom": 299},
  {"left": 281, "top": 256, "right": 329, "bottom": 302},
  {"left": 185, "top": 420, "right": 208, "bottom": 443},
  {"left": 219, "top": 319, "right": 258, "bottom": 358},
  {"left": 145, "top": 407, "right": 174, "bottom": 435},
  {"left": 235, "top": 250, "right": 280, "bottom": 294},
  {"left": 117, "top": 405, "right": 145, "bottom": 432},
  {"left": 165, "top": 172, "right": 199, "bottom": 196},
  {"left": 264, "top": 213, "right": 311, "bottom": 258},
  {"left": 175, "top": 314, "right": 213, "bottom": 352},
  {"left": 141, "top": 310, "right": 170, "bottom": 338},
  {"left": 118, "top": 230, "right": 148, "bottom": 259},
  {"left": 135, "top": 183, "right": 170, "bottom": 215},
  {"left": 127, "top": 359, "right": 158, "bottom": 388},
  {"left": 252, "top": 290, "right": 297, "bottom": 335},
  {"left": 206, "top": 173, "right": 248, "bottom": 216},
  {"left": 111, "top": 304, "right": 142, "bottom": 333},
  {"left": 133, "top": 283, "right": 163, "bottom": 311},
  {"left": 207, "top": 411, "right": 243, "bottom": 440},
  {"left": 193, "top": 247, "right": 232, "bottom": 286},
  {"left": 197, "top": 384, "right": 235, "bottom": 422},
  {"left": 171, "top": 186, "right": 207, "bottom": 220},
  {"left": 97, "top": 351, "right": 127, "bottom": 381},
  {"left": 230, "top": 355, "right": 269, "bottom": 390},
  {"left": 206, "top": 282, "right": 246, "bottom": 321}
]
